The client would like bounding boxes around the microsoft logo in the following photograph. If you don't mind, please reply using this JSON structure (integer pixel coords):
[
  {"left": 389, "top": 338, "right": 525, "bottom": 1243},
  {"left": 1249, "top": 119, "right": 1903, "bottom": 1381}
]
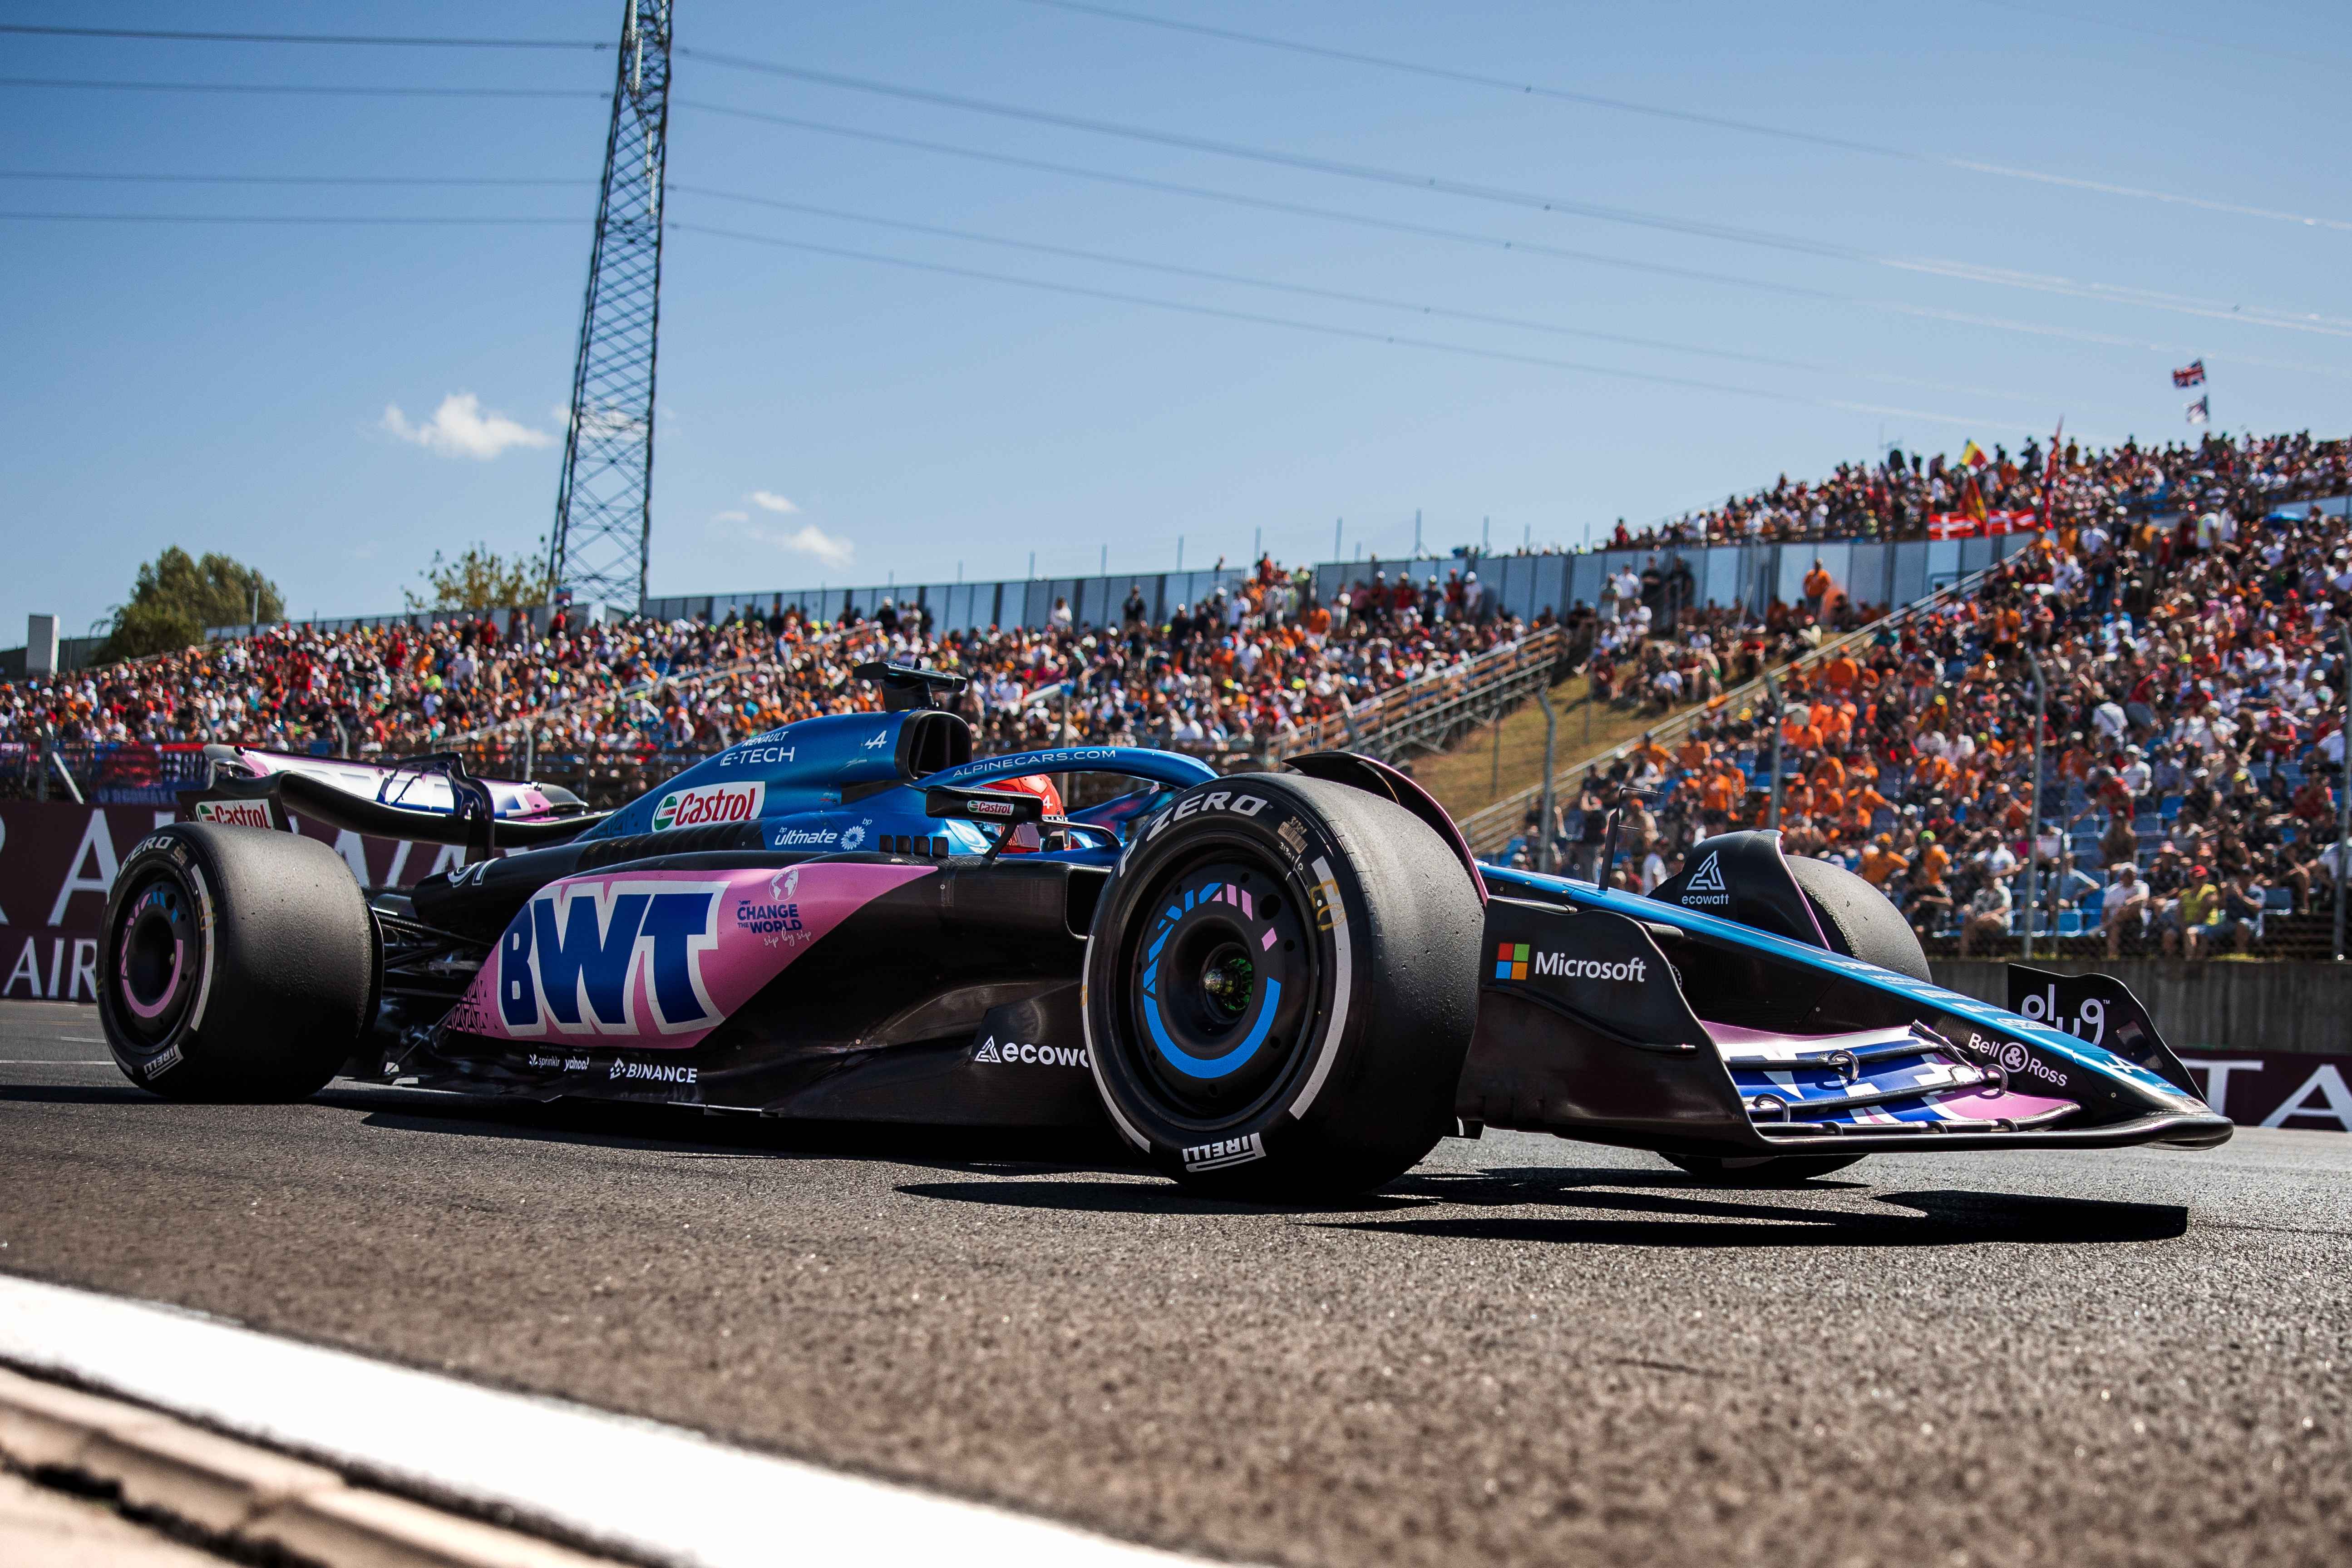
[{"left": 1494, "top": 942, "right": 1530, "bottom": 981}]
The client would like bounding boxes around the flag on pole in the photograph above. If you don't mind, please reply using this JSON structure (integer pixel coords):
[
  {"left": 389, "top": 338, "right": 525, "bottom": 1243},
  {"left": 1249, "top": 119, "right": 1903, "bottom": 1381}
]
[
  {"left": 2185, "top": 395, "right": 2210, "bottom": 425},
  {"left": 2172, "top": 360, "right": 2207, "bottom": 388},
  {"left": 1958, "top": 439, "right": 1990, "bottom": 468},
  {"left": 2037, "top": 418, "right": 2063, "bottom": 532}
]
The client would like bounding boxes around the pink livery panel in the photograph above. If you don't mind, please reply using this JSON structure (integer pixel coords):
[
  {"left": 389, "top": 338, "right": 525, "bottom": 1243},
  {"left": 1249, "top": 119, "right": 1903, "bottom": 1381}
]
[{"left": 444, "top": 862, "right": 936, "bottom": 1050}]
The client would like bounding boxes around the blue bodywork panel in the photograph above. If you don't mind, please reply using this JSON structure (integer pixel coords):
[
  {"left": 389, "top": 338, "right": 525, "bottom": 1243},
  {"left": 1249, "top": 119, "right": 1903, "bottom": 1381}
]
[{"left": 579, "top": 710, "right": 1217, "bottom": 862}]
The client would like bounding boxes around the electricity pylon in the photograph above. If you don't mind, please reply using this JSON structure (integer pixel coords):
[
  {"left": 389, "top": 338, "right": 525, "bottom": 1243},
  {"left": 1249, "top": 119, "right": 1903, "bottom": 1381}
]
[{"left": 549, "top": 0, "right": 674, "bottom": 615}]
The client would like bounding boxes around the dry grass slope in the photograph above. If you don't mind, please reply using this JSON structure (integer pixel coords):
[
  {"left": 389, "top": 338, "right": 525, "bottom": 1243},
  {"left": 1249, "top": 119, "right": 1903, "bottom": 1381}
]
[{"left": 1411, "top": 671, "right": 1695, "bottom": 824}]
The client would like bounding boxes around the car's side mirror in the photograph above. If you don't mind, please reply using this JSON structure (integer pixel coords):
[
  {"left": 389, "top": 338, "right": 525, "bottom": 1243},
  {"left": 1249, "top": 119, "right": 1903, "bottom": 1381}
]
[{"left": 924, "top": 784, "right": 1045, "bottom": 860}]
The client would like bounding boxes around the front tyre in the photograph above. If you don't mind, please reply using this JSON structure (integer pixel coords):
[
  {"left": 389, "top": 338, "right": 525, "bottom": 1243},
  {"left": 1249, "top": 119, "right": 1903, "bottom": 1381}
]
[
  {"left": 98, "top": 822, "right": 375, "bottom": 1102},
  {"left": 1085, "top": 774, "right": 1483, "bottom": 1200}
]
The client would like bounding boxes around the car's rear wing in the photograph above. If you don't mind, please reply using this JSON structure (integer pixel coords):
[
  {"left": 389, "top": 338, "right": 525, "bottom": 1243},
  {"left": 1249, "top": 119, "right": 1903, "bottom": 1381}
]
[{"left": 180, "top": 746, "right": 608, "bottom": 859}]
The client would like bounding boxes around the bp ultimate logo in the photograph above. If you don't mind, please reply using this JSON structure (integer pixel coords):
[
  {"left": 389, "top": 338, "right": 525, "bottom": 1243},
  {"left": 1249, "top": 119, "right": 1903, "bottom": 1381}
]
[{"left": 496, "top": 878, "right": 727, "bottom": 1036}]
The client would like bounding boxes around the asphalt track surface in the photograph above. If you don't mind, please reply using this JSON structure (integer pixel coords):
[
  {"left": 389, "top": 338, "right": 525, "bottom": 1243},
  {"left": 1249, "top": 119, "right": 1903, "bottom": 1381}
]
[{"left": 1, "top": 998, "right": 2345, "bottom": 1568}]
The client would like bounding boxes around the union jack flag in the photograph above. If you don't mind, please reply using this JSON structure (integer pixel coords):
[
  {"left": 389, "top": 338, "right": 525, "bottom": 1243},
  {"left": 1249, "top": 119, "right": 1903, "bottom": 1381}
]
[
  {"left": 2172, "top": 360, "right": 2206, "bottom": 388},
  {"left": 2185, "top": 395, "right": 2210, "bottom": 425}
]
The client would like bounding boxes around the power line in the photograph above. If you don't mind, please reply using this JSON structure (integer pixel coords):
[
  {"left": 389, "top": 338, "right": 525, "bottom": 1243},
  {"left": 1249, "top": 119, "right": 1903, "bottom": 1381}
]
[
  {"left": 0, "top": 212, "right": 580, "bottom": 226},
  {"left": 10, "top": 66, "right": 2334, "bottom": 333},
  {"left": 679, "top": 101, "right": 2352, "bottom": 381},
  {"left": 0, "top": 77, "right": 602, "bottom": 99},
  {"left": 678, "top": 53, "right": 2352, "bottom": 336},
  {"left": 0, "top": 171, "right": 586, "bottom": 187},
  {"left": 671, "top": 219, "right": 2078, "bottom": 439},
  {"left": 1010, "top": 0, "right": 2352, "bottom": 232},
  {"left": 673, "top": 182, "right": 2126, "bottom": 414},
  {"left": 0, "top": 24, "right": 606, "bottom": 49}
]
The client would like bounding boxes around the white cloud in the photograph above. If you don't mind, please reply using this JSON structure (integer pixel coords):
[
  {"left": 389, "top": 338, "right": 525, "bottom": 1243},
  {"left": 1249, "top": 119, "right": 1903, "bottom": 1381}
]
[
  {"left": 709, "top": 491, "right": 851, "bottom": 568},
  {"left": 380, "top": 393, "right": 555, "bottom": 460},
  {"left": 769, "top": 522, "right": 855, "bottom": 569}
]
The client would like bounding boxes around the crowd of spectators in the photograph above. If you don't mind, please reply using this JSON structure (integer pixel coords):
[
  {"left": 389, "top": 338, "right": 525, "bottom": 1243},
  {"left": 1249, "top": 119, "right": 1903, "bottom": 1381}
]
[
  {"left": 10, "top": 427, "right": 2348, "bottom": 957},
  {"left": 1596, "top": 428, "right": 2348, "bottom": 551},
  {"left": 0, "top": 556, "right": 1533, "bottom": 764},
  {"left": 1515, "top": 430, "right": 2352, "bottom": 957}
]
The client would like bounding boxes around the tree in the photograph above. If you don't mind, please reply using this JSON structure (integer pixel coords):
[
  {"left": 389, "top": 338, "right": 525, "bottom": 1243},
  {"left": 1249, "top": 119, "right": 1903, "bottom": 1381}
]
[
  {"left": 404, "top": 541, "right": 552, "bottom": 611},
  {"left": 96, "top": 547, "right": 283, "bottom": 663}
]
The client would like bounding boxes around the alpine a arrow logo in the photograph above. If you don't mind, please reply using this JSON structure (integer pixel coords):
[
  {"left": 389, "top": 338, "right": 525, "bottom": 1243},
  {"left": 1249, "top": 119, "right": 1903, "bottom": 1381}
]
[{"left": 497, "top": 878, "right": 726, "bottom": 1037}]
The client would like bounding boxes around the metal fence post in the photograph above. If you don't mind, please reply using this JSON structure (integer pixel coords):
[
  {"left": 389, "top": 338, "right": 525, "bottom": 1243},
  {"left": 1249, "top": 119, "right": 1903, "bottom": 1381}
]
[
  {"left": 1536, "top": 684, "right": 1557, "bottom": 875},
  {"left": 2337, "top": 627, "right": 2351, "bottom": 961}
]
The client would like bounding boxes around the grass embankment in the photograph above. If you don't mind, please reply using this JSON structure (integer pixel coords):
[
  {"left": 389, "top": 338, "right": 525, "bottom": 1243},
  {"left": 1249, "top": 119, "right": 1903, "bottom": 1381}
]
[{"left": 1412, "top": 672, "right": 1681, "bottom": 823}]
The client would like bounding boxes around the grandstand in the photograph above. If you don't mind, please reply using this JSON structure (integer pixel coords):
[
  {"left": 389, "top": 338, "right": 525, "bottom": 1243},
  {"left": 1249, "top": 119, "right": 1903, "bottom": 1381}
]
[{"left": 6, "top": 428, "right": 2348, "bottom": 961}]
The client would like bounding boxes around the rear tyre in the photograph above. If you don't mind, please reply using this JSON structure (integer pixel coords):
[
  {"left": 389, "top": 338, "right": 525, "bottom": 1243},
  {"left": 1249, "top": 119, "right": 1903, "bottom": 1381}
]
[
  {"left": 1084, "top": 774, "right": 1484, "bottom": 1200},
  {"left": 1661, "top": 1153, "right": 1867, "bottom": 1184},
  {"left": 98, "top": 822, "right": 375, "bottom": 1102}
]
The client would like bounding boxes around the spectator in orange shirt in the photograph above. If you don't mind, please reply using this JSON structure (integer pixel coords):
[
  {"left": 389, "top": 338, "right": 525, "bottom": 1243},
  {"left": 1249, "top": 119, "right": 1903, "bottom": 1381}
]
[
  {"left": 1803, "top": 561, "right": 1833, "bottom": 616},
  {"left": 1821, "top": 651, "right": 1860, "bottom": 693},
  {"left": 1915, "top": 831, "right": 1951, "bottom": 886},
  {"left": 1860, "top": 833, "right": 1909, "bottom": 887},
  {"left": 1700, "top": 766, "right": 1741, "bottom": 819}
]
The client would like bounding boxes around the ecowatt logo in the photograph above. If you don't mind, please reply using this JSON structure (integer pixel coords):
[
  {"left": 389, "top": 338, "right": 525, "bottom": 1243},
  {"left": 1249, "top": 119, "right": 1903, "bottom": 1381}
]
[
  {"left": 1680, "top": 850, "right": 1730, "bottom": 907},
  {"left": 972, "top": 1035, "right": 1089, "bottom": 1068},
  {"left": 652, "top": 780, "right": 765, "bottom": 832}
]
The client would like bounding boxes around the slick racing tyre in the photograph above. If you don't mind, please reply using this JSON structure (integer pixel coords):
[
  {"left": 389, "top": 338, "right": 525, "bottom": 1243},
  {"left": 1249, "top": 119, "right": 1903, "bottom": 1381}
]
[
  {"left": 1785, "top": 856, "right": 1930, "bottom": 982},
  {"left": 1661, "top": 1154, "right": 1868, "bottom": 1184},
  {"left": 98, "top": 822, "right": 375, "bottom": 1102},
  {"left": 1084, "top": 773, "right": 1484, "bottom": 1200}
]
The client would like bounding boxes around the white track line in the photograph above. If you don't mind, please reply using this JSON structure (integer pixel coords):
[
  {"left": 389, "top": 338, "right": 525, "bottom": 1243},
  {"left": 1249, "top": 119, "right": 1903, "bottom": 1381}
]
[{"left": 0, "top": 1274, "right": 1218, "bottom": 1568}]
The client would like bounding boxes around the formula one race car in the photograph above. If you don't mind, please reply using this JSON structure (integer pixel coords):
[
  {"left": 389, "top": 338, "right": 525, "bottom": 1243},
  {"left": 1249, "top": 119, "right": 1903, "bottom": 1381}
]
[{"left": 95, "top": 663, "right": 2229, "bottom": 1197}]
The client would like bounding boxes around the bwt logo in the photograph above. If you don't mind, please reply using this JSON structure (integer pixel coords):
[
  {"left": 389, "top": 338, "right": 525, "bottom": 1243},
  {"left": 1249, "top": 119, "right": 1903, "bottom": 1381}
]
[
  {"left": 653, "top": 780, "right": 765, "bottom": 832},
  {"left": 498, "top": 879, "right": 726, "bottom": 1037}
]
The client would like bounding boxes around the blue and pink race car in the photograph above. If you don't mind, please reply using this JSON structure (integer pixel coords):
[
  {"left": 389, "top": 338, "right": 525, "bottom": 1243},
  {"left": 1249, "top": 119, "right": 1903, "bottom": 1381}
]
[{"left": 96, "top": 662, "right": 2227, "bottom": 1197}]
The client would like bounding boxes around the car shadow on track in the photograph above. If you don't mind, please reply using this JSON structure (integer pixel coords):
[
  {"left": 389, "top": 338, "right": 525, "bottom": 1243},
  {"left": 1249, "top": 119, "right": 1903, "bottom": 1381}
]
[
  {"left": 326, "top": 1087, "right": 1144, "bottom": 1172},
  {"left": 0, "top": 1085, "right": 157, "bottom": 1106},
  {"left": 897, "top": 1178, "right": 1420, "bottom": 1217},
  {"left": 1315, "top": 1169, "right": 2188, "bottom": 1247},
  {"left": 900, "top": 1164, "right": 2190, "bottom": 1241}
]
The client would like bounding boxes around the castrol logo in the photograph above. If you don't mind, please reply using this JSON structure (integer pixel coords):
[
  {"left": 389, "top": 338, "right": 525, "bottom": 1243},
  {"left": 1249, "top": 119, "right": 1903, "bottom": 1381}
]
[
  {"left": 194, "top": 799, "right": 274, "bottom": 829},
  {"left": 652, "top": 780, "right": 766, "bottom": 832}
]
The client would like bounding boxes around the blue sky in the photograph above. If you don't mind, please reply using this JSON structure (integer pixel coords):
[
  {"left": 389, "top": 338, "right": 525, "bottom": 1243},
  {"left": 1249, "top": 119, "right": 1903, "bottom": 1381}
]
[{"left": 4, "top": 0, "right": 2347, "bottom": 640}]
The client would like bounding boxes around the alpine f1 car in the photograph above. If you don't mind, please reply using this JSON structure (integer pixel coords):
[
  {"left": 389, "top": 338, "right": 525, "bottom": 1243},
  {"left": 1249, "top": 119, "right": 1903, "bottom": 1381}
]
[{"left": 96, "top": 662, "right": 2229, "bottom": 1198}]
